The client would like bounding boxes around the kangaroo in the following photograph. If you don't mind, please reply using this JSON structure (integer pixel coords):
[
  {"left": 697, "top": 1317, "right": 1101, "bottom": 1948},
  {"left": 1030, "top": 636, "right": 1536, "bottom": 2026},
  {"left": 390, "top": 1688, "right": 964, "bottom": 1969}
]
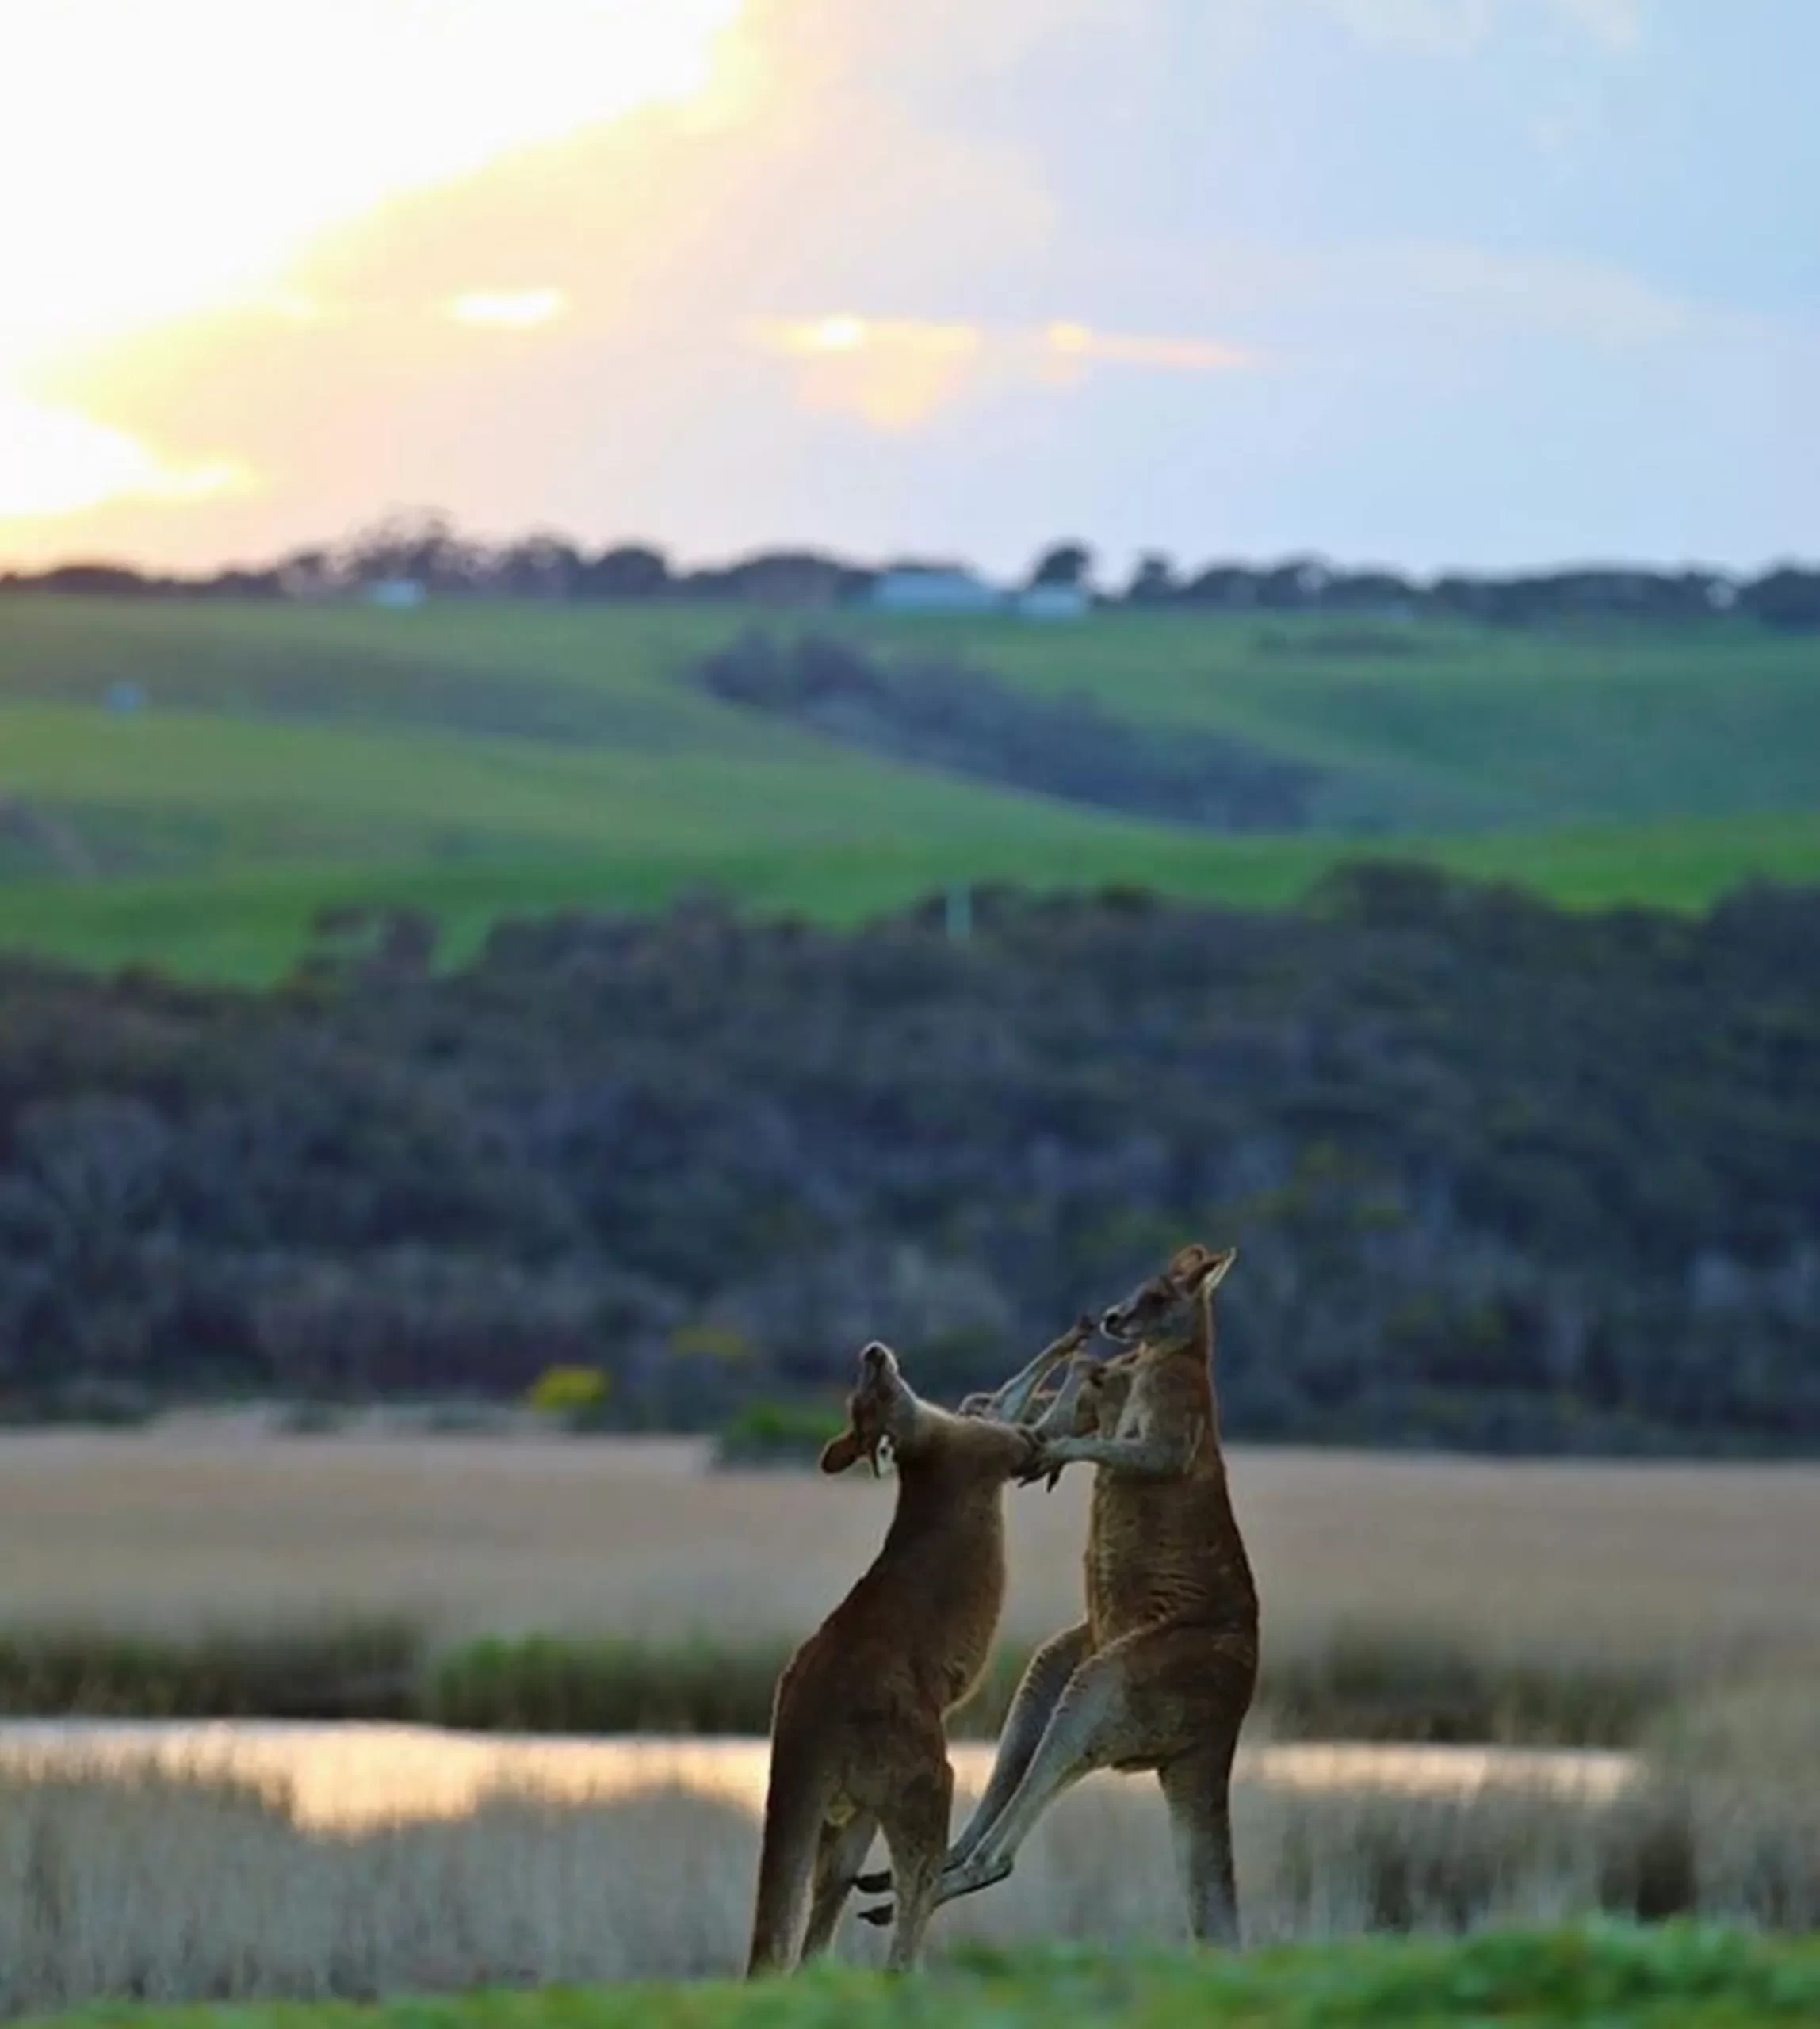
[
  {"left": 859, "top": 1244, "right": 1257, "bottom": 1947},
  {"left": 744, "top": 1321, "right": 1092, "bottom": 1977}
]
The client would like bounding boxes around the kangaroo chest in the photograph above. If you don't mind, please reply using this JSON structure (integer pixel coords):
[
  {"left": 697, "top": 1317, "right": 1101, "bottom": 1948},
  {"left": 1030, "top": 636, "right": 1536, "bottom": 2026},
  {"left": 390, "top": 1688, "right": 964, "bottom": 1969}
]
[{"left": 1083, "top": 1442, "right": 1255, "bottom": 1646}]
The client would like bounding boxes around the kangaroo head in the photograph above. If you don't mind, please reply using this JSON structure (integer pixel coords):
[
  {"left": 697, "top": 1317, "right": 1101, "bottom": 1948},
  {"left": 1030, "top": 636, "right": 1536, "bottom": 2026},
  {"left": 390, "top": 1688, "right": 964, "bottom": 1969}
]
[
  {"left": 1099, "top": 1242, "right": 1237, "bottom": 1351},
  {"left": 819, "top": 1339, "right": 921, "bottom": 1477}
]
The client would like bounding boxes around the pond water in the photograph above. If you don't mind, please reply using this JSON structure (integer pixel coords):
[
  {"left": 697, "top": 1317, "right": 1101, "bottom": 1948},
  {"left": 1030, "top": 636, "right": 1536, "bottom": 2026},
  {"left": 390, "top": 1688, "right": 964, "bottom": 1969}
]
[{"left": 0, "top": 1719, "right": 1636, "bottom": 1829}]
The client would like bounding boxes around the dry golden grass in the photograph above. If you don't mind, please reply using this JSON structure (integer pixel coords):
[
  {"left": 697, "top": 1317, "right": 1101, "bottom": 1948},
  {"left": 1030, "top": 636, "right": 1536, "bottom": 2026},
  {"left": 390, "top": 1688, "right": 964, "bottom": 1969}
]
[
  {"left": 3, "top": 1421, "right": 1812, "bottom": 2012},
  {"left": 3, "top": 1426, "right": 1815, "bottom": 1683},
  {"left": 3, "top": 1687, "right": 1815, "bottom": 2015}
]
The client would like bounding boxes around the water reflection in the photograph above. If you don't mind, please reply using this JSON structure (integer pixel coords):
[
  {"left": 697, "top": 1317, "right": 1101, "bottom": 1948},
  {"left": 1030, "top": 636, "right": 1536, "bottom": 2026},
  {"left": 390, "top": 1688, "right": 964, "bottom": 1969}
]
[{"left": 0, "top": 1720, "right": 1635, "bottom": 1829}]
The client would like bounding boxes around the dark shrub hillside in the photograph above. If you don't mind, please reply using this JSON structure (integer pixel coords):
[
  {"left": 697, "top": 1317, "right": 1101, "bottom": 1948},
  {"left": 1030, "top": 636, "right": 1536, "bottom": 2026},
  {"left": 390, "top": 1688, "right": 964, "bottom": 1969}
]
[
  {"left": 0, "top": 865, "right": 1814, "bottom": 1453},
  {"left": 694, "top": 628, "right": 1324, "bottom": 831}
]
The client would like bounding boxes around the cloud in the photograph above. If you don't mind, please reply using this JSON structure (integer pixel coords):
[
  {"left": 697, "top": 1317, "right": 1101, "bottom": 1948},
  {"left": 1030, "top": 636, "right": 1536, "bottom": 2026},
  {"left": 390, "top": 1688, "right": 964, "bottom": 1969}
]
[
  {"left": 745, "top": 0, "right": 1122, "bottom": 88},
  {"left": 1369, "top": 240, "right": 1691, "bottom": 346},
  {"left": 1321, "top": 0, "right": 1497, "bottom": 55},
  {"left": 36, "top": 2, "right": 1071, "bottom": 476},
  {"left": 448, "top": 290, "right": 569, "bottom": 331},
  {"left": 745, "top": 317, "right": 985, "bottom": 430},
  {"left": 1042, "top": 323, "right": 1256, "bottom": 374},
  {"left": 745, "top": 314, "right": 1256, "bottom": 428},
  {"left": 1547, "top": 0, "right": 1643, "bottom": 50},
  {"left": 20, "top": 0, "right": 1808, "bottom": 583},
  {"left": 0, "top": 0, "right": 748, "bottom": 378},
  {"left": 1321, "top": 0, "right": 1642, "bottom": 55},
  {"left": 0, "top": 395, "right": 249, "bottom": 523}
]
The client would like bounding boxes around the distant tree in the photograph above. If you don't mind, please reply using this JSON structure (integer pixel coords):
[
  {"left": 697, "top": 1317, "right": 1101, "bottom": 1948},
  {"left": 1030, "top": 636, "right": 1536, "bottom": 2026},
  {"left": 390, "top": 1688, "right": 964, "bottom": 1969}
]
[
  {"left": 1028, "top": 541, "right": 1093, "bottom": 589},
  {"left": 495, "top": 533, "right": 586, "bottom": 599},
  {"left": 337, "top": 509, "right": 481, "bottom": 594},
  {"left": 1425, "top": 574, "right": 1491, "bottom": 621},
  {"left": 584, "top": 545, "right": 671, "bottom": 599},
  {"left": 1740, "top": 566, "right": 1820, "bottom": 632},
  {"left": 1126, "top": 552, "right": 1179, "bottom": 605},
  {"left": 1321, "top": 570, "right": 1417, "bottom": 614},
  {"left": 201, "top": 569, "right": 283, "bottom": 601},
  {"left": 275, "top": 548, "right": 335, "bottom": 599},
  {"left": 682, "top": 551, "right": 870, "bottom": 606},
  {"left": 1180, "top": 564, "right": 1258, "bottom": 609},
  {"left": 1254, "top": 556, "right": 1329, "bottom": 609},
  {"left": 30, "top": 564, "right": 162, "bottom": 597}
]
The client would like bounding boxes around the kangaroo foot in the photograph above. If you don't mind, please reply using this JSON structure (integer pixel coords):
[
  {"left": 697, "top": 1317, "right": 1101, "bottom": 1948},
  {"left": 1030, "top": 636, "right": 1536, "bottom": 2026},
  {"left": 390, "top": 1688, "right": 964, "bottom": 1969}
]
[{"left": 931, "top": 1851, "right": 1014, "bottom": 1909}]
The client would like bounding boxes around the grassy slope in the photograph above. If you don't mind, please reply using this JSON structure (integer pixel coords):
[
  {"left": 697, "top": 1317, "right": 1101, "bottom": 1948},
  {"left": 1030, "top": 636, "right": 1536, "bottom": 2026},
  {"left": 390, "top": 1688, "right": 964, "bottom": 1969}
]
[
  {"left": 857, "top": 608, "right": 1820, "bottom": 827},
  {"left": 0, "top": 597, "right": 1815, "bottom": 980},
  {"left": 4, "top": 812, "right": 1819, "bottom": 984},
  {"left": 20, "top": 1926, "right": 1820, "bottom": 2028}
]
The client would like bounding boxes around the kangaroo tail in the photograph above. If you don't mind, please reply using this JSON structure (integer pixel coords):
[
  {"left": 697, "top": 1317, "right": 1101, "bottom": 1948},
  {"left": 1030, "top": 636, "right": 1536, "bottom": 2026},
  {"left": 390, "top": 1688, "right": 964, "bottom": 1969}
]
[{"left": 744, "top": 1730, "right": 832, "bottom": 1977}]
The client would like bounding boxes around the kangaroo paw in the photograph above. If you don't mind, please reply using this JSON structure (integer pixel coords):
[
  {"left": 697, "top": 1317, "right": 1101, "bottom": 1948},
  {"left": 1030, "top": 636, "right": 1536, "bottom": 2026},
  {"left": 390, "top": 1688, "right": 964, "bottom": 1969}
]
[
  {"left": 854, "top": 1868, "right": 893, "bottom": 1895},
  {"left": 932, "top": 1851, "right": 1015, "bottom": 1910},
  {"left": 856, "top": 1901, "right": 894, "bottom": 1927}
]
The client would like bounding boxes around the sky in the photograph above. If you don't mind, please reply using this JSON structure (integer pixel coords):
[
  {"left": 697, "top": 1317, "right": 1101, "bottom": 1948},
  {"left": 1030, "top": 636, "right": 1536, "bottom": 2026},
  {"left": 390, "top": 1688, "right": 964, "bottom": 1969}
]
[{"left": 2, "top": 0, "right": 1815, "bottom": 583}]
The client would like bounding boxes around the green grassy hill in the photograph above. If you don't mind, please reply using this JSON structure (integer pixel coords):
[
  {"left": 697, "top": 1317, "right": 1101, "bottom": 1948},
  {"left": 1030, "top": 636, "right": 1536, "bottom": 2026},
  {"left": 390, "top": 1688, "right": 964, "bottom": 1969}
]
[{"left": 0, "top": 596, "right": 1814, "bottom": 980}]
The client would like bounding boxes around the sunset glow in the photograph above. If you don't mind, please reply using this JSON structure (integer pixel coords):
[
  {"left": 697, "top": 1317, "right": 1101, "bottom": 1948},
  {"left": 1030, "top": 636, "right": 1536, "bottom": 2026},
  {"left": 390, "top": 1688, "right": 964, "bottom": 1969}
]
[
  {"left": 0, "top": 0, "right": 742, "bottom": 524},
  {"left": 745, "top": 315, "right": 1253, "bottom": 429},
  {"left": 1042, "top": 323, "right": 1256, "bottom": 373},
  {"left": 0, "top": 1, "right": 1804, "bottom": 577},
  {"left": 0, "top": 398, "right": 244, "bottom": 521},
  {"left": 449, "top": 291, "right": 570, "bottom": 331},
  {"left": 748, "top": 317, "right": 987, "bottom": 430}
]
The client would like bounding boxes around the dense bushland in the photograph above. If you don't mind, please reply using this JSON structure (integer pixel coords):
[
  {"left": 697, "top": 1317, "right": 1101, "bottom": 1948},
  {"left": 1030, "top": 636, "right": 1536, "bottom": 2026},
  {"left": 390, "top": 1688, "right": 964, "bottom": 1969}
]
[
  {"left": 0, "top": 864, "right": 1814, "bottom": 1452},
  {"left": 694, "top": 628, "right": 1322, "bottom": 830}
]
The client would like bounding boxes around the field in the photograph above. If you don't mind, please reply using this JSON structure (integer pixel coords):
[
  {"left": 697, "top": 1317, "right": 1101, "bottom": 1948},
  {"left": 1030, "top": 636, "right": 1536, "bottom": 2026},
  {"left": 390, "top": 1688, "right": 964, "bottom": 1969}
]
[
  {"left": 1, "top": 1688, "right": 1814, "bottom": 2010},
  {"left": 2, "top": 599, "right": 1814, "bottom": 2013},
  {"left": 0, "top": 1425, "right": 1814, "bottom": 1743},
  {"left": 0, "top": 597, "right": 1816, "bottom": 979},
  {"left": 3, "top": 1425, "right": 1816, "bottom": 1672},
  {"left": 1, "top": 1430, "right": 1814, "bottom": 2012}
]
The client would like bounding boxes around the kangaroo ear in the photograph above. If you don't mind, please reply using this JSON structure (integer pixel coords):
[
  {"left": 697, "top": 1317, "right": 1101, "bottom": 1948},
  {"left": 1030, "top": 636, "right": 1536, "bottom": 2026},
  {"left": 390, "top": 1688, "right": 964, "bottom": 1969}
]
[
  {"left": 1190, "top": 1245, "right": 1237, "bottom": 1292},
  {"left": 1165, "top": 1242, "right": 1210, "bottom": 1282},
  {"left": 819, "top": 1427, "right": 863, "bottom": 1475}
]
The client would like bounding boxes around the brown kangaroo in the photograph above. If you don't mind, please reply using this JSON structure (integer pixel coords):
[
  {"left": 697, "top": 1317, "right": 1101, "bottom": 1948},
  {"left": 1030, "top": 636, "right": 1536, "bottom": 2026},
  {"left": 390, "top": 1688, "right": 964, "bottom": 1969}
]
[
  {"left": 744, "top": 1322, "right": 1092, "bottom": 1976},
  {"left": 859, "top": 1244, "right": 1257, "bottom": 1947}
]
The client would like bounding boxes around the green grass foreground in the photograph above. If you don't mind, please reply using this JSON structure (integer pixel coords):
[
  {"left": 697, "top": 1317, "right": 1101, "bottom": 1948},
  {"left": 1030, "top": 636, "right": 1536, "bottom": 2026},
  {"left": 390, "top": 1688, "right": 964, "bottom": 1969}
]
[{"left": 21, "top": 1925, "right": 1820, "bottom": 2029}]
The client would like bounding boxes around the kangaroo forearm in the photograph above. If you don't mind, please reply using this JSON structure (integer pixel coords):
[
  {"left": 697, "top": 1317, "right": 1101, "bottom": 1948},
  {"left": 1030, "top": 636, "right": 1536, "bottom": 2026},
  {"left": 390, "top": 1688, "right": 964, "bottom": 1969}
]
[
  {"left": 977, "top": 1320, "right": 1094, "bottom": 1424},
  {"left": 1027, "top": 1355, "right": 1094, "bottom": 1439},
  {"left": 1049, "top": 1430, "right": 1197, "bottom": 1478}
]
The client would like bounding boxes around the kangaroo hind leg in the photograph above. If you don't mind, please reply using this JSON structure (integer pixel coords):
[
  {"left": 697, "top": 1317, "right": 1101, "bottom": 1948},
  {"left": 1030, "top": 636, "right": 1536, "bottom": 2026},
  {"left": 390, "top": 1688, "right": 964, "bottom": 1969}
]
[
  {"left": 744, "top": 1748, "right": 832, "bottom": 1977},
  {"left": 873, "top": 1756, "right": 954, "bottom": 1973},
  {"left": 857, "top": 1620, "right": 1091, "bottom": 1904},
  {"left": 799, "top": 1810, "right": 878, "bottom": 1962},
  {"left": 927, "top": 1640, "right": 1134, "bottom": 1912},
  {"left": 1158, "top": 1743, "right": 1241, "bottom": 1947}
]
